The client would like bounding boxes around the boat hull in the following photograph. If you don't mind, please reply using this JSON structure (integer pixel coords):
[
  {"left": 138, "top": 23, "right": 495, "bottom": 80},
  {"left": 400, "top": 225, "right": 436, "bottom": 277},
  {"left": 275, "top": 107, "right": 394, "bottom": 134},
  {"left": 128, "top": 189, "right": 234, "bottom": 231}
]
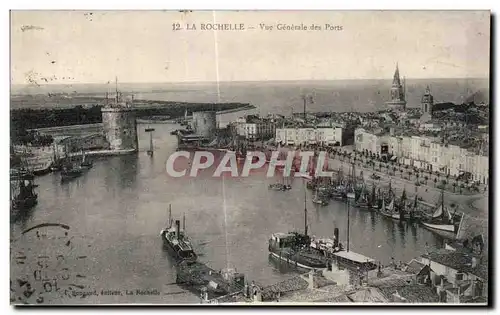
[
  {"left": 312, "top": 200, "right": 329, "bottom": 206},
  {"left": 11, "top": 195, "right": 38, "bottom": 211},
  {"left": 161, "top": 231, "right": 198, "bottom": 264},
  {"left": 61, "top": 170, "right": 83, "bottom": 182},
  {"left": 269, "top": 250, "right": 327, "bottom": 270},
  {"left": 379, "top": 210, "right": 401, "bottom": 220},
  {"left": 421, "top": 222, "right": 455, "bottom": 233}
]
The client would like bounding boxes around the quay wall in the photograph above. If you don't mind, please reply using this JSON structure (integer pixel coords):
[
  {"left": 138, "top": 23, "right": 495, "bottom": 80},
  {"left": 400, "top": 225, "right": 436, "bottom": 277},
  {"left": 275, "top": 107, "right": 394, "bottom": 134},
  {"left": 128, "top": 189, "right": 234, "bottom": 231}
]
[{"left": 29, "top": 123, "right": 104, "bottom": 137}]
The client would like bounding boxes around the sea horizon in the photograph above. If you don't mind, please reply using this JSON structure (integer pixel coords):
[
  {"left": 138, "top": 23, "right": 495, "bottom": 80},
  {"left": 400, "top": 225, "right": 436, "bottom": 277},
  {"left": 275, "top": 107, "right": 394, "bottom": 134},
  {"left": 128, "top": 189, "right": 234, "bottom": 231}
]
[
  {"left": 10, "top": 77, "right": 490, "bottom": 112},
  {"left": 10, "top": 77, "right": 490, "bottom": 89}
]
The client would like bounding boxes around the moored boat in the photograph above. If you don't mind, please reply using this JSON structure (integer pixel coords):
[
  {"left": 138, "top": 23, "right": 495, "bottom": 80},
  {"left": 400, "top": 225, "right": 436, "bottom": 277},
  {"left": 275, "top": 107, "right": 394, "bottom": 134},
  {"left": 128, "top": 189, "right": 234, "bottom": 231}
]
[
  {"left": 10, "top": 171, "right": 38, "bottom": 212},
  {"left": 420, "top": 189, "right": 463, "bottom": 237},
  {"left": 80, "top": 150, "right": 93, "bottom": 169},
  {"left": 268, "top": 181, "right": 327, "bottom": 270},
  {"left": 379, "top": 199, "right": 401, "bottom": 220},
  {"left": 160, "top": 207, "right": 197, "bottom": 264},
  {"left": 60, "top": 164, "right": 83, "bottom": 182},
  {"left": 268, "top": 232, "right": 328, "bottom": 269}
]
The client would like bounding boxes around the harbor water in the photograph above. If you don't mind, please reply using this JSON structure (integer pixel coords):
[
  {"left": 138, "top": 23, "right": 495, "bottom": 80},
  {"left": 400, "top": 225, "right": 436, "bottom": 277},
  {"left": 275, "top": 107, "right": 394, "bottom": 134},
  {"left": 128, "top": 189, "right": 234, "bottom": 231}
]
[{"left": 10, "top": 121, "right": 447, "bottom": 304}]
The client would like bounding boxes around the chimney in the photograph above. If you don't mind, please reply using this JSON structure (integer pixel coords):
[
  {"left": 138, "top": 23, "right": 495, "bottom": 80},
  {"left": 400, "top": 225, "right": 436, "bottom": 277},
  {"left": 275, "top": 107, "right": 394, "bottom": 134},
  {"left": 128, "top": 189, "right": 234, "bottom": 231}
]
[
  {"left": 334, "top": 228, "right": 339, "bottom": 248},
  {"left": 175, "top": 220, "right": 180, "bottom": 240}
]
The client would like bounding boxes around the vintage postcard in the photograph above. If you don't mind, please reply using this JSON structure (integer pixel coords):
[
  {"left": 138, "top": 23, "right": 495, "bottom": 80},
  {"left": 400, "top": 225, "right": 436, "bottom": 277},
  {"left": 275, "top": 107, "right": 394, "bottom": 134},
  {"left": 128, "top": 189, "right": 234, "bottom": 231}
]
[{"left": 10, "top": 10, "right": 490, "bottom": 305}]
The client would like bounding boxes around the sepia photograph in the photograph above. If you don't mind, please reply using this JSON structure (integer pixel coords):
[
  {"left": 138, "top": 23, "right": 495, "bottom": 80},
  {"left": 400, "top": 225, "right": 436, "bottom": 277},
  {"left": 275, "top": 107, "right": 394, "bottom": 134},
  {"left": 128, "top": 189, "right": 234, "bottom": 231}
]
[{"left": 9, "top": 10, "right": 490, "bottom": 305}]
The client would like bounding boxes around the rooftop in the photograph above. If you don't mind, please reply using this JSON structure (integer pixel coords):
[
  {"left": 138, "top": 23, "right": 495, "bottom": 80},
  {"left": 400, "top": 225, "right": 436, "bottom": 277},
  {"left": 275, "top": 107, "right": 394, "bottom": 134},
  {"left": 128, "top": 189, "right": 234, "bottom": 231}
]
[
  {"left": 404, "top": 259, "right": 427, "bottom": 275},
  {"left": 421, "top": 249, "right": 488, "bottom": 280},
  {"left": 377, "top": 284, "right": 439, "bottom": 303},
  {"left": 261, "top": 276, "right": 309, "bottom": 301},
  {"left": 347, "top": 287, "right": 388, "bottom": 303},
  {"left": 333, "top": 250, "right": 376, "bottom": 264},
  {"left": 280, "top": 285, "right": 350, "bottom": 303}
]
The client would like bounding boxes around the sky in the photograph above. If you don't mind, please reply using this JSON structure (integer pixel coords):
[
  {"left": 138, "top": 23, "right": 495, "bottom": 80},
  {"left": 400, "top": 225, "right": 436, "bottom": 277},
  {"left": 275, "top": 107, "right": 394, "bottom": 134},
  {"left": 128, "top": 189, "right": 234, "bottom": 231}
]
[{"left": 10, "top": 10, "right": 490, "bottom": 85}]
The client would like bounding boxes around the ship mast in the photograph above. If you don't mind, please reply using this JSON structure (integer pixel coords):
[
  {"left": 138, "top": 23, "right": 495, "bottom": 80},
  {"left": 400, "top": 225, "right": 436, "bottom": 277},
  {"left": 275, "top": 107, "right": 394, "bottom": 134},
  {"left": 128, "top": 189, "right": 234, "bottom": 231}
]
[
  {"left": 115, "top": 76, "right": 119, "bottom": 104},
  {"left": 303, "top": 95, "right": 307, "bottom": 121},
  {"left": 168, "top": 204, "right": 172, "bottom": 227},
  {"left": 347, "top": 201, "right": 351, "bottom": 253},
  {"left": 304, "top": 180, "right": 308, "bottom": 236}
]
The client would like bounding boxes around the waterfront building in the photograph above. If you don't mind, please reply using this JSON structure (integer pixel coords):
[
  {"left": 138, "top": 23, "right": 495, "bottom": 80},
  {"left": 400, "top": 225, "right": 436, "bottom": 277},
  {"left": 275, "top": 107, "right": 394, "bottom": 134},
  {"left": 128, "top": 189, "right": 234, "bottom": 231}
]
[
  {"left": 236, "top": 116, "right": 276, "bottom": 141},
  {"left": 354, "top": 127, "right": 489, "bottom": 184},
  {"left": 275, "top": 126, "right": 343, "bottom": 146},
  {"left": 386, "top": 63, "right": 407, "bottom": 111}
]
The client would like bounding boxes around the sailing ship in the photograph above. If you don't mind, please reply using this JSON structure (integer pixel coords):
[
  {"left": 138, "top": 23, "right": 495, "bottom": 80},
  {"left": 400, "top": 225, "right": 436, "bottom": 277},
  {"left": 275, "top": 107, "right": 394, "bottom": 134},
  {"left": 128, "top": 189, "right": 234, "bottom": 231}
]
[
  {"left": 60, "top": 163, "right": 83, "bottom": 182},
  {"left": 10, "top": 169, "right": 38, "bottom": 211},
  {"left": 60, "top": 149, "right": 84, "bottom": 182},
  {"left": 146, "top": 128, "right": 155, "bottom": 156},
  {"left": 80, "top": 150, "right": 93, "bottom": 169},
  {"left": 368, "top": 184, "right": 379, "bottom": 210},
  {"left": 160, "top": 205, "right": 198, "bottom": 264},
  {"left": 268, "top": 181, "right": 328, "bottom": 269},
  {"left": 379, "top": 198, "right": 401, "bottom": 220},
  {"left": 406, "top": 195, "right": 423, "bottom": 222},
  {"left": 354, "top": 183, "right": 371, "bottom": 210},
  {"left": 49, "top": 141, "right": 63, "bottom": 172},
  {"left": 421, "top": 190, "right": 463, "bottom": 235},
  {"left": 180, "top": 108, "right": 189, "bottom": 126},
  {"left": 312, "top": 185, "right": 329, "bottom": 206},
  {"left": 330, "top": 169, "right": 347, "bottom": 200}
]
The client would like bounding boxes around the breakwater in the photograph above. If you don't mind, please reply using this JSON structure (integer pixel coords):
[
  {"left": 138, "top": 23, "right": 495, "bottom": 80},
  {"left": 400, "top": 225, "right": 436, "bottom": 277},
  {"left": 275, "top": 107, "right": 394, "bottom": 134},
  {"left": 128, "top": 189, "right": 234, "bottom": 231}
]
[{"left": 10, "top": 96, "right": 253, "bottom": 136}]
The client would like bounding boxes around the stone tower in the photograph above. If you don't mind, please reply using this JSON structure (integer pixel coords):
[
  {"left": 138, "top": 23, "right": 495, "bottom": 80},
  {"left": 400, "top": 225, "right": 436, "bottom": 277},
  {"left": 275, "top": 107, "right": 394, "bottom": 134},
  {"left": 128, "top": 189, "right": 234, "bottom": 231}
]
[
  {"left": 101, "top": 80, "right": 138, "bottom": 152},
  {"left": 420, "top": 85, "right": 434, "bottom": 122},
  {"left": 192, "top": 111, "right": 217, "bottom": 139},
  {"left": 386, "top": 63, "right": 407, "bottom": 111}
]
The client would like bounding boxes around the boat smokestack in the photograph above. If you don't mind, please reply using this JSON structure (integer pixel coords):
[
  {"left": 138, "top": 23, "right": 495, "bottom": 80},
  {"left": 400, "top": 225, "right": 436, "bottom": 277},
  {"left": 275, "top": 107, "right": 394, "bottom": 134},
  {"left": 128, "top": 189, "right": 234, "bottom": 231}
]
[
  {"left": 334, "top": 228, "right": 339, "bottom": 248},
  {"left": 175, "top": 220, "right": 180, "bottom": 240}
]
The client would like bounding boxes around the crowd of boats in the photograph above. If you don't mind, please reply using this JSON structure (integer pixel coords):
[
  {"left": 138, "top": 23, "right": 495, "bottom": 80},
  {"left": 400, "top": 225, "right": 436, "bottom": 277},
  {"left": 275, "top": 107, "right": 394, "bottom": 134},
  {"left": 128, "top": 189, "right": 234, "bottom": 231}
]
[
  {"left": 268, "top": 151, "right": 464, "bottom": 239},
  {"left": 268, "top": 181, "right": 379, "bottom": 275},
  {"left": 10, "top": 148, "right": 94, "bottom": 214},
  {"left": 267, "top": 162, "right": 464, "bottom": 274}
]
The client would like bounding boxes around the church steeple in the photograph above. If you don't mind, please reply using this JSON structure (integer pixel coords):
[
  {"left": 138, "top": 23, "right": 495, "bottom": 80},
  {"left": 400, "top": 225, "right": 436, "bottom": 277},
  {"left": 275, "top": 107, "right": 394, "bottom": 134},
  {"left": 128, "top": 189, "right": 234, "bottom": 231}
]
[
  {"left": 420, "top": 85, "right": 434, "bottom": 122},
  {"left": 392, "top": 63, "right": 401, "bottom": 86},
  {"left": 386, "top": 63, "right": 407, "bottom": 111}
]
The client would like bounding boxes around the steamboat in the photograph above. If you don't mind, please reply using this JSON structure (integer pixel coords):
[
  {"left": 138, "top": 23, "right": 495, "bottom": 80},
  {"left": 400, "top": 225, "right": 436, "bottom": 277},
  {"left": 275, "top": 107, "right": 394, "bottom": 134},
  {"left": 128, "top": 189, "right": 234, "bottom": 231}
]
[{"left": 160, "top": 206, "right": 198, "bottom": 264}]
